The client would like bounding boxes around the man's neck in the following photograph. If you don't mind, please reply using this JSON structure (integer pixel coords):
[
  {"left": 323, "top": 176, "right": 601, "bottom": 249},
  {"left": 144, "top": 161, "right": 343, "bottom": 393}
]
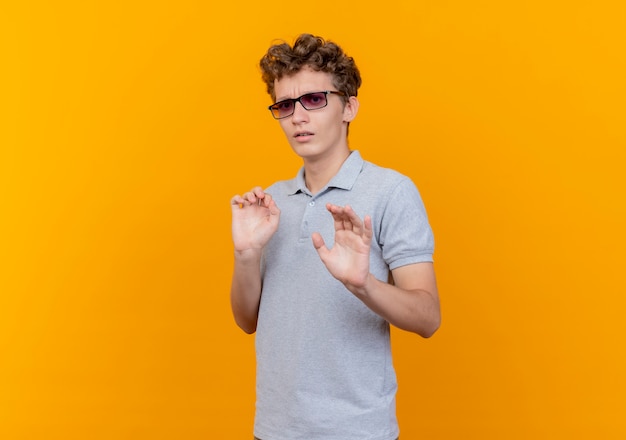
[{"left": 303, "top": 148, "right": 351, "bottom": 194}]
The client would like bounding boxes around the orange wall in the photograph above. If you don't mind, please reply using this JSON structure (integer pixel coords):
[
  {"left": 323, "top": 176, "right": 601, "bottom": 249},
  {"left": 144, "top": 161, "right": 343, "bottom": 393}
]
[{"left": 2, "top": 1, "right": 625, "bottom": 438}]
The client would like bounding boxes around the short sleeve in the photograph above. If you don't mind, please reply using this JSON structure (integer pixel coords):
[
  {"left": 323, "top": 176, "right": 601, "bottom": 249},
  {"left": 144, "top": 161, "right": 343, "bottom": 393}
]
[{"left": 378, "top": 177, "right": 434, "bottom": 269}]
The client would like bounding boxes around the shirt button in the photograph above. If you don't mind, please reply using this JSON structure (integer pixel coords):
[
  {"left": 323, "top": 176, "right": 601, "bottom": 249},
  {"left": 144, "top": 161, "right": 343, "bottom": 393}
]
[{"left": 309, "top": 201, "right": 315, "bottom": 206}]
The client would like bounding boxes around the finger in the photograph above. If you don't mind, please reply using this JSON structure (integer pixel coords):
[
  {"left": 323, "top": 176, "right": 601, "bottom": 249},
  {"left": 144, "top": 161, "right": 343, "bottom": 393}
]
[
  {"left": 242, "top": 192, "right": 257, "bottom": 204},
  {"left": 252, "top": 186, "right": 265, "bottom": 201},
  {"left": 311, "top": 232, "right": 328, "bottom": 255},
  {"left": 241, "top": 187, "right": 262, "bottom": 204},
  {"left": 328, "top": 205, "right": 365, "bottom": 236},
  {"left": 325, "top": 203, "right": 344, "bottom": 230},
  {"left": 231, "top": 194, "right": 248, "bottom": 208},
  {"left": 342, "top": 205, "right": 363, "bottom": 234},
  {"left": 363, "top": 215, "right": 373, "bottom": 242},
  {"left": 267, "top": 198, "right": 281, "bottom": 216}
]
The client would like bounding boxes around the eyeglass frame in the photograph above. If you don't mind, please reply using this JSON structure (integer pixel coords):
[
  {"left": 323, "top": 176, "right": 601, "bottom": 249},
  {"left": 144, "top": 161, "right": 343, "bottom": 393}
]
[{"left": 268, "top": 90, "right": 346, "bottom": 119}]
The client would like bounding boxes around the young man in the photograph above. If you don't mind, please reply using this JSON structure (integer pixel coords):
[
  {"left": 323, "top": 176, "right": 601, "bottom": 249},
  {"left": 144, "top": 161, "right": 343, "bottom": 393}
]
[{"left": 230, "top": 34, "right": 440, "bottom": 440}]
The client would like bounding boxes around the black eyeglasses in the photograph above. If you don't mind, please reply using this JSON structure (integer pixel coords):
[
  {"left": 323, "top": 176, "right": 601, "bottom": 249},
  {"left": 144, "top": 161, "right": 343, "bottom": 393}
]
[{"left": 268, "top": 91, "right": 346, "bottom": 119}]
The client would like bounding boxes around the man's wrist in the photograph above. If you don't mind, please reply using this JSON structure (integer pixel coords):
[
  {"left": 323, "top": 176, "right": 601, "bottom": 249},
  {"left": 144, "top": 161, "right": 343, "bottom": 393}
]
[
  {"left": 346, "top": 273, "right": 377, "bottom": 298},
  {"left": 234, "top": 247, "right": 263, "bottom": 262}
]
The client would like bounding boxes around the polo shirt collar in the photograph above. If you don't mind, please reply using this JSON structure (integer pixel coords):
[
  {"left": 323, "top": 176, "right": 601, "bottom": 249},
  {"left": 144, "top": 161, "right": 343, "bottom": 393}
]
[{"left": 288, "top": 150, "right": 364, "bottom": 196}]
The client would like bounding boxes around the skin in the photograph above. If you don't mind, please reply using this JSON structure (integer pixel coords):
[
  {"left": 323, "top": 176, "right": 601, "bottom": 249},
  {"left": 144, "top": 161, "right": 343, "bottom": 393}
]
[{"left": 230, "top": 68, "right": 440, "bottom": 337}]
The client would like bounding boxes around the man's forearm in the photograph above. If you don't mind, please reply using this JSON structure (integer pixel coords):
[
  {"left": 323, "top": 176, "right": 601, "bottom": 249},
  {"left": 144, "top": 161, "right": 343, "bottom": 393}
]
[
  {"left": 230, "top": 252, "right": 263, "bottom": 334},
  {"left": 348, "top": 273, "right": 441, "bottom": 337}
]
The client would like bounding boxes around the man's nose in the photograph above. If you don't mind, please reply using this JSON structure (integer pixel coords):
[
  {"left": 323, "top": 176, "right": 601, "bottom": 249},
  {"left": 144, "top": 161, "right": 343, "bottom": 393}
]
[{"left": 291, "top": 100, "right": 309, "bottom": 122}]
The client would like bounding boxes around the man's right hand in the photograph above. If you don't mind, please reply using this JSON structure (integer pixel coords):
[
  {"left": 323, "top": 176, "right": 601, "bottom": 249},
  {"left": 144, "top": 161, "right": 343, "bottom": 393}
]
[{"left": 230, "top": 186, "right": 281, "bottom": 255}]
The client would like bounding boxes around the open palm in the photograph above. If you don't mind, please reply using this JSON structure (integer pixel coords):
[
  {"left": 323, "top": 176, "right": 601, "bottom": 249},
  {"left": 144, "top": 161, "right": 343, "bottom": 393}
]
[{"left": 312, "top": 204, "right": 372, "bottom": 288}]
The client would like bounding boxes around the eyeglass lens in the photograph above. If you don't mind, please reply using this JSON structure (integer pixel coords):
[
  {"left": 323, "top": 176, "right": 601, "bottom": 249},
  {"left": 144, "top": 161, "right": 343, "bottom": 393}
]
[{"left": 271, "top": 92, "right": 329, "bottom": 118}]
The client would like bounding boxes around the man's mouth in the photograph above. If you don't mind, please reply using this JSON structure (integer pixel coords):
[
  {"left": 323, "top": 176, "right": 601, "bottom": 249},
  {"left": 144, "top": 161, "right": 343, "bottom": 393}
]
[{"left": 295, "top": 132, "right": 313, "bottom": 137}]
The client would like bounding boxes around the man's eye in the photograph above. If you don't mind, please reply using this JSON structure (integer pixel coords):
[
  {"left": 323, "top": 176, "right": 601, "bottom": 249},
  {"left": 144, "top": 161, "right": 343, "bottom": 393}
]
[
  {"left": 306, "top": 95, "right": 323, "bottom": 104},
  {"left": 278, "top": 101, "right": 293, "bottom": 110}
]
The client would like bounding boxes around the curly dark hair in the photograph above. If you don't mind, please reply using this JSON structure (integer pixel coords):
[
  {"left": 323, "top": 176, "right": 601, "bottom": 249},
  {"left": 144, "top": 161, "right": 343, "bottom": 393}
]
[{"left": 260, "top": 34, "right": 362, "bottom": 102}]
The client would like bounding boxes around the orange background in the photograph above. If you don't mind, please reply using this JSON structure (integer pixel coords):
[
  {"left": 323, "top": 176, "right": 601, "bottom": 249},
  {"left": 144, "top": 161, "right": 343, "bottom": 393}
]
[{"left": 2, "top": 1, "right": 625, "bottom": 439}]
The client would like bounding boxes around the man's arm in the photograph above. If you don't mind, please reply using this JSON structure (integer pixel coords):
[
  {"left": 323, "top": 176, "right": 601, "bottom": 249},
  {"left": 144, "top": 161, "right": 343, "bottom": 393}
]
[
  {"left": 230, "top": 187, "right": 280, "bottom": 334},
  {"left": 353, "top": 262, "right": 440, "bottom": 337},
  {"left": 312, "top": 203, "right": 440, "bottom": 337},
  {"left": 230, "top": 249, "right": 263, "bottom": 334}
]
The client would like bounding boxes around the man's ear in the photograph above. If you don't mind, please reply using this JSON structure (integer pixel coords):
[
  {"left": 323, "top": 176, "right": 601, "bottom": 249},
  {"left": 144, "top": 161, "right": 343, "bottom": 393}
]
[{"left": 343, "top": 96, "right": 359, "bottom": 122}]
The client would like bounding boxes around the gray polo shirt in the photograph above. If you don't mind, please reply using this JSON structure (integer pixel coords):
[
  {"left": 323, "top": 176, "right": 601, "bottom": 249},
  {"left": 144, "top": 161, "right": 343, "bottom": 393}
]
[{"left": 254, "top": 150, "right": 434, "bottom": 440}]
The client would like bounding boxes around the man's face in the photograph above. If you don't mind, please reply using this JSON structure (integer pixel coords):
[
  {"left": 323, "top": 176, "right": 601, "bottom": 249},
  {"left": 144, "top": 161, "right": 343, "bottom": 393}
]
[{"left": 273, "top": 67, "right": 358, "bottom": 162}]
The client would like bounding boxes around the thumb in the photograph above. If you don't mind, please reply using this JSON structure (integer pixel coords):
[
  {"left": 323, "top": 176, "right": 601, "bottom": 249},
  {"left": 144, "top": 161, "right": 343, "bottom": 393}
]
[{"left": 311, "top": 232, "right": 328, "bottom": 256}]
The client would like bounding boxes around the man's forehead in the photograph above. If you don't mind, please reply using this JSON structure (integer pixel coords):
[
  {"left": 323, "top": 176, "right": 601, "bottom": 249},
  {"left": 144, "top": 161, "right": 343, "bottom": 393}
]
[{"left": 274, "top": 69, "right": 334, "bottom": 100}]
